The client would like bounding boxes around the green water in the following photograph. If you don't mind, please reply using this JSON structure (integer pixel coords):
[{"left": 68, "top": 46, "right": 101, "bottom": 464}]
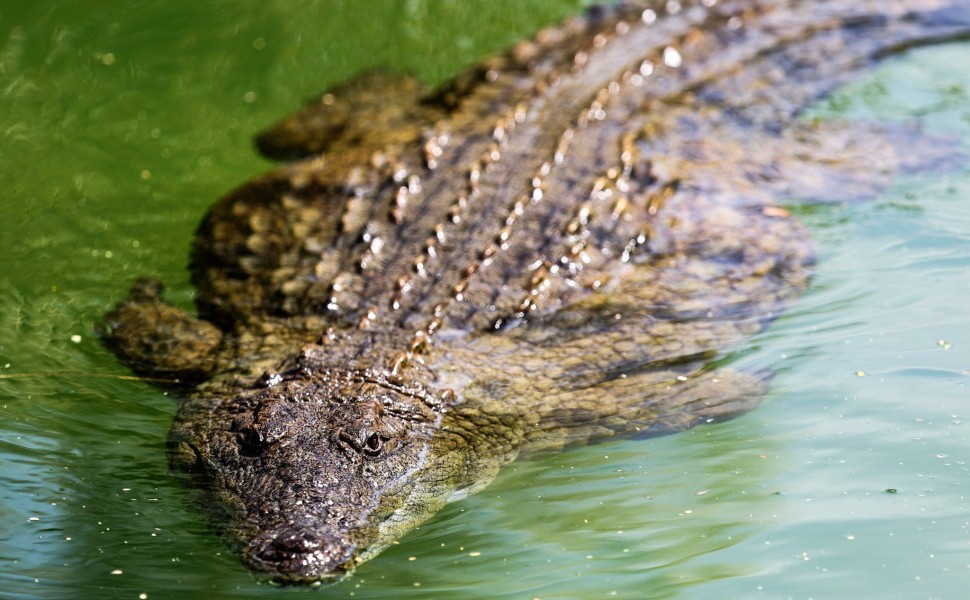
[{"left": 2, "top": 2, "right": 969, "bottom": 598}]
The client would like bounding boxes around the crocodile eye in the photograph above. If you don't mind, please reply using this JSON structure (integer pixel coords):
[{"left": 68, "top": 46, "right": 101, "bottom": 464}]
[
  {"left": 338, "top": 428, "right": 398, "bottom": 459},
  {"left": 363, "top": 432, "right": 384, "bottom": 456},
  {"left": 236, "top": 425, "right": 269, "bottom": 457},
  {"left": 362, "top": 431, "right": 400, "bottom": 458}
]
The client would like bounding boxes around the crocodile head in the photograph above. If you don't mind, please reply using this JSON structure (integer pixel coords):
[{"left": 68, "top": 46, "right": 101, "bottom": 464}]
[{"left": 170, "top": 369, "right": 481, "bottom": 583}]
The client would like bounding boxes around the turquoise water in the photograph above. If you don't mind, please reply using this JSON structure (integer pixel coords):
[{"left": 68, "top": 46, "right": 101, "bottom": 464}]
[{"left": 2, "top": 2, "right": 969, "bottom": 598}]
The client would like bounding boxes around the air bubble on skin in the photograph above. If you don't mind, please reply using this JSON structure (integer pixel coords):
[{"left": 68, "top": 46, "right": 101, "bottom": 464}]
[
  {"left": 663, "top": 47, "right": 682, "bottom": 68},
  {"left": 262, "top": 372, "right": 283, "bottom": 387}
]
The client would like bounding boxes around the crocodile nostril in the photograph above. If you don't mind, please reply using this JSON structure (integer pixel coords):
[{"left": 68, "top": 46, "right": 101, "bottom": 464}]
[
  {"left": 247, "top": 527, "right": 356, "bottom": 581},
  {"left": 264, "top": 530, "right": 322, "bottom": 557},
  {"left": 251, "top": 528, "right": 326, "bottom": 569}
]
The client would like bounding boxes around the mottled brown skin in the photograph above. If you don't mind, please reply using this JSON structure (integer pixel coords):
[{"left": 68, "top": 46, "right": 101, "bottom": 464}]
[{"left": 104, "top": 0, "right": 970, "bottom": 583}]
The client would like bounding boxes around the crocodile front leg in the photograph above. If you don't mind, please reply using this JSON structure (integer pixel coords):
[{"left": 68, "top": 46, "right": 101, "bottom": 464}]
[{"left": 103, "top": 278, "right": 223, "bottom": 384}]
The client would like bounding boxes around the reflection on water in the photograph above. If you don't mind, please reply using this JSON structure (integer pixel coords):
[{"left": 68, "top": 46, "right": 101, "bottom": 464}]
[{"left": 1, "top": 2, "right": 969, "bottom": 598}]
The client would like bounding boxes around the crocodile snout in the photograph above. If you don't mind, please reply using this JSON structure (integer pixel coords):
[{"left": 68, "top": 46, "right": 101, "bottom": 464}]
[{"left": 247, "top": 525, "right": 356, "bottom": 582}]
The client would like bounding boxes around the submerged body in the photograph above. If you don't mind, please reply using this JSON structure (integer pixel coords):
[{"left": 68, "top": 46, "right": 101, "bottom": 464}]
[{"left": 105, "top": 0, "right": 970, "bottom": 583}]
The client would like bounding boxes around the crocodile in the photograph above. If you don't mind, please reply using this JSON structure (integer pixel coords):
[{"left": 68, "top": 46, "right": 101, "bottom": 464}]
[{"left": 104, "top": 0, "right": 970, "bottom": 583}]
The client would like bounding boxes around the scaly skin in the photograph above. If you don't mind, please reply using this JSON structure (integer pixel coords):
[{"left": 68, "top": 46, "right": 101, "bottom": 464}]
[{"left": 104, "top": 0, "right": 970, "bottom": 583}]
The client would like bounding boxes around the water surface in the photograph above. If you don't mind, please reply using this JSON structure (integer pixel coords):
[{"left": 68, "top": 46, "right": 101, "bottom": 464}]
[{"left": 2, "top": 2, "right": 969, "bottom": 598}]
